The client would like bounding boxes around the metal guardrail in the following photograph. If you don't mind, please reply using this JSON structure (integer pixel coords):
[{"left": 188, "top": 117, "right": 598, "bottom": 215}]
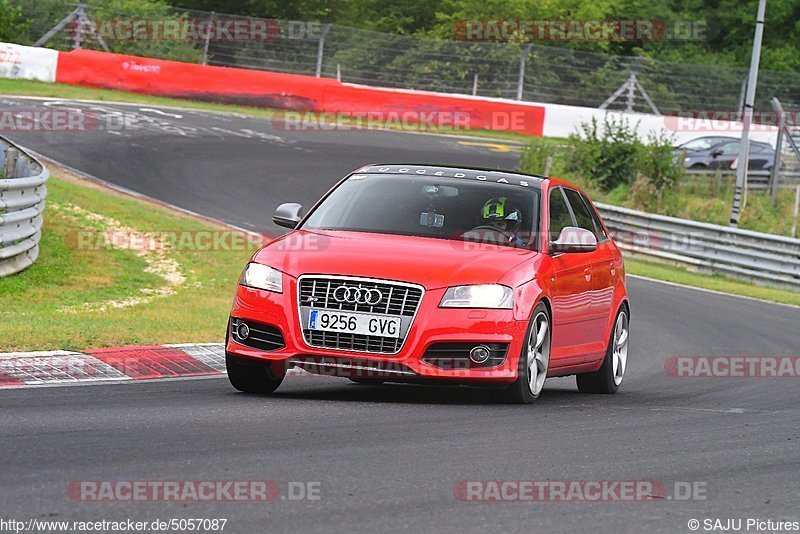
[
  {"left": 596, "top": 202, "right": 800, "bottom": 290},
  {"left": 0, "top": 137, "right": 48, "bottom": 277},
  {"left": 684, "top": 169, "right": 800, "bottom": 191}
]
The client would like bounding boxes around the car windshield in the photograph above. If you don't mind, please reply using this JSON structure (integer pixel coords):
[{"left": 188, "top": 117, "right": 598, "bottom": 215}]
[{"left": 302, "top": 174, "right": 540, "bottom": 249}]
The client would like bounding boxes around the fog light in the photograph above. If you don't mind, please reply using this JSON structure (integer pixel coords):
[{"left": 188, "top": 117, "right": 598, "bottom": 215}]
[
  {"left": 469, "top": 345, "right": 491, "bottom": 364},
  {"left": 235, "top": 321, "right": 250, "bottom": 341}
]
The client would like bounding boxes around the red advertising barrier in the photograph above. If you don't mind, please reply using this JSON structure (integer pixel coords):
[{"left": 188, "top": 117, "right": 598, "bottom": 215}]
[
  {"left": 56, "top": 49, "right": 332, "bottom": 111},
  {"left": 321, "top": 84, "right": 544, "bottom": 136},
  {"left": 55, "top": 49, "right": 544, "bottom": 135}
]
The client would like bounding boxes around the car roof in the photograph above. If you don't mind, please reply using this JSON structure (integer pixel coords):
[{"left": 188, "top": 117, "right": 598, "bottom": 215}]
[
  {"left": 354, "top": 164, "right": 546, "bottom": 189},
  {"left": 714, "top": 139, "right": 770, "bottom": 147}
]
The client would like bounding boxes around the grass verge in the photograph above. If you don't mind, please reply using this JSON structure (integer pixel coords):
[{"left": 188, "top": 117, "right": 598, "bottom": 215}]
[
  {"left": 0, "top": 167, "right": 255, "bottom": 352},
  {"left": 625, "top": 256, "right": 800, "bottom": 307}
]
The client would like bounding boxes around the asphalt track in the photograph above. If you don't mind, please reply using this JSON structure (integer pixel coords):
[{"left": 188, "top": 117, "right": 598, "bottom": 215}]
[
  {"left": 2, "top": 97, "right": 799, "bottom": 533},
  {"left": 0, "top": 97, "right": 520, "bottom": 231}
]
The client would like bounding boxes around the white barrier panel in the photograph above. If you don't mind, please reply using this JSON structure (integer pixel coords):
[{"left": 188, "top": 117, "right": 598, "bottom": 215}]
[
  {"left": 0, "top": 42, "right": 58, "bottom": 82},
  {"left": 540, "top": 101, "right": 778, "bottom": 146}
]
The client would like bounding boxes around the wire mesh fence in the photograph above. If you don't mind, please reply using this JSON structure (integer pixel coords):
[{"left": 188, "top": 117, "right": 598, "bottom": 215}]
[{"left": 13, "top": 1, "right": 800, "bottom": 114}]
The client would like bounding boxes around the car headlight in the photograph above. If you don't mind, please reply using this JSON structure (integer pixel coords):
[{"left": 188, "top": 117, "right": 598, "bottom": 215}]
[
  {"left": 439, "top": 284, "right": 513, "bottom": 309},
  {"left": 240, "top": 263, "right": 283, "bottom": 293}
]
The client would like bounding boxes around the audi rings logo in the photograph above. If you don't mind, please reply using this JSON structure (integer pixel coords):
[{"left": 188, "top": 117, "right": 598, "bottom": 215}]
[{"left": 332, "top": 286, "right": 383, "bottom": 305}]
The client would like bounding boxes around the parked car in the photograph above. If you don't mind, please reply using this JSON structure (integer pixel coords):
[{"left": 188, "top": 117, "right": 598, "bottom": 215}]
[{"left": 677, "top": 137, "right": 776, "bottom": 170}]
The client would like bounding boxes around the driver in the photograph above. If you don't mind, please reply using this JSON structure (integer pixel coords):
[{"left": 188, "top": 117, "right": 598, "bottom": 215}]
[{"left": 479, "top": 197, "right": 524, "bottom": 247}]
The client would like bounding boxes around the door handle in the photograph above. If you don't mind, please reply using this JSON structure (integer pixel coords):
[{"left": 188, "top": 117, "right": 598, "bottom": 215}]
[
  {"left": 610, "top": 262, "right": 616, "bottom": 277},
  {"left": 584, "top": 268, "right": 592, "bottom": 282}
]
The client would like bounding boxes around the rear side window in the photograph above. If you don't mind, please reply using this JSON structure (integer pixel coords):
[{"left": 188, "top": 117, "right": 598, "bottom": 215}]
[
  {"left": 548, "top": 188, "right": 574, "bottom": 240},
  {"left": 563, "top": 189, "right": 595, "bottom": 232},
  {"left": 564, "top": 189, "right": 608, "bottom": 241},
  {"left": 581, "top": 194, "right": 609, "bottom": 241}
]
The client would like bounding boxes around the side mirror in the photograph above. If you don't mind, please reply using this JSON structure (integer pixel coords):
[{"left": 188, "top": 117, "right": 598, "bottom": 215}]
[
  {"left": 550, "top": 227, "right": 598, "bottom": 254},
  {"left": 273, "top": 203, "right": 303, "bottom": 229},
  {"left": 710, "top": 149, "right": 723, "bottom": 158}
]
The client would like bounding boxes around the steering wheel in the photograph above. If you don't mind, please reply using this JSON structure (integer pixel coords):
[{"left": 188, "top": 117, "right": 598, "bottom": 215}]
[{"left": 467, "top": 225, "right": 516, "bottom": 243}]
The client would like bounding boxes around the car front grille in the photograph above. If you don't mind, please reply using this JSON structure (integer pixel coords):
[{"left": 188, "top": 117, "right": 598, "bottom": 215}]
[{"left": 298, "top": 276, "right": 424, "bottom": 355}]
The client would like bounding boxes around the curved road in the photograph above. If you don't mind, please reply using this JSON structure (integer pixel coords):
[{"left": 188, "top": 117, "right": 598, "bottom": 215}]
[{"left": 2, "top": 97, "right": 799, "bottom": 533}]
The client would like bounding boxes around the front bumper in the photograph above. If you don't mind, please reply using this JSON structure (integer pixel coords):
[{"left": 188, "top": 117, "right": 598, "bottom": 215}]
[{"left": 227, "top": 278, "right": 527, "bottom": 383}]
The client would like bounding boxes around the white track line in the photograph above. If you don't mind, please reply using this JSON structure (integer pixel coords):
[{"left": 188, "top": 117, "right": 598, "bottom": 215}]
[{"left": 0, "top": 94, "right": 527, "bottom": 145}]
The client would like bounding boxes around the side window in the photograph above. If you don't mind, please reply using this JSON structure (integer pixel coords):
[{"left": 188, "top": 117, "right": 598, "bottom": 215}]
[
  {"left": 548, "top": 188, "right": 574, "bottom": 240},
  {"left": 563, "top": 189, "right": 595, "bottom": 232},
  {"left": 580, "top": 193, "right": 609, "bottom": 241}
]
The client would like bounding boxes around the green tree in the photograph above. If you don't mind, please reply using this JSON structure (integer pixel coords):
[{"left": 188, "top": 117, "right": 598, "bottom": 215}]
[{"left": 0, "top": 0, "right": 28, "bottom": 42}]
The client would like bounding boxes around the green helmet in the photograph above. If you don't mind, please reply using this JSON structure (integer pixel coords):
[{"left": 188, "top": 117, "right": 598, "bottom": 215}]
[{"left": 481, "top": 197, "right": 522, "bottom": 231}]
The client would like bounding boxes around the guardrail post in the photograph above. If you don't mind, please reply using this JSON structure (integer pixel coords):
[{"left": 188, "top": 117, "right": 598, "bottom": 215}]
[
  {"left": 315, "top": 23, "right": 332, "bottom": 78},
  {"left": 4, "top": 147, "right": 19, "bottom": 179},
  {"left": 730, "top": 0, "right": 767, "bottom": 228},
  {"left": 770, "top": 97, "right": 786, "bottom": 202},
  {"left": 793, "top": 185, "right": 800, "bottom": 238},
  {"left": 516, "top": 45, "right": 532, "bottom": 101},
  {"left": 770, "top": 125, "right": 784, "bottom": 202},
  {"left": 72, "top": 0, "right": 87, "bottom": 50},
  {"left": 200, "top": 11, "right": 215, "bottom": 65}
]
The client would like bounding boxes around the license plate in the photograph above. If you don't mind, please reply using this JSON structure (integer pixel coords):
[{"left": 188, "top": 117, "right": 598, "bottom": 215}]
[{"left": 308, "top": 309, "right": 402, "bottom": 338}]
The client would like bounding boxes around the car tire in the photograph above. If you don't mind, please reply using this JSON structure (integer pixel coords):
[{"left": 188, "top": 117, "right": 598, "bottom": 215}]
[
  {"left": 503, "top": 302, "right": 551, "bottom": 404},
  {"left": 226, "top": 352, "right": 284, "bottom": 394},
  {"left": 576, "top": 304, "right": 629, "bottom": 394}
]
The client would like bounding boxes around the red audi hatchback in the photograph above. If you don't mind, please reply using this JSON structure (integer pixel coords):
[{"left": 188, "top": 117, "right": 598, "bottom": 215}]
[{"left": 226, "top": 165, "right": 630, "bottom": 403}]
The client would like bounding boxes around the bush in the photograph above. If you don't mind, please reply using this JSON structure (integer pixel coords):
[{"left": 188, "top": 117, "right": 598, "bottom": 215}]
[
  {"left": 567, "top": 116, "right": 641, "bottom": 192},
  {"left": 519, "top": 137, "right": 553, "bottom": 176},
  {"left": 520, "top": 114, "right": 682, "bottom": 210},
  {"left": 639, "top": 131, "right": 683, "bottom": 208}
]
